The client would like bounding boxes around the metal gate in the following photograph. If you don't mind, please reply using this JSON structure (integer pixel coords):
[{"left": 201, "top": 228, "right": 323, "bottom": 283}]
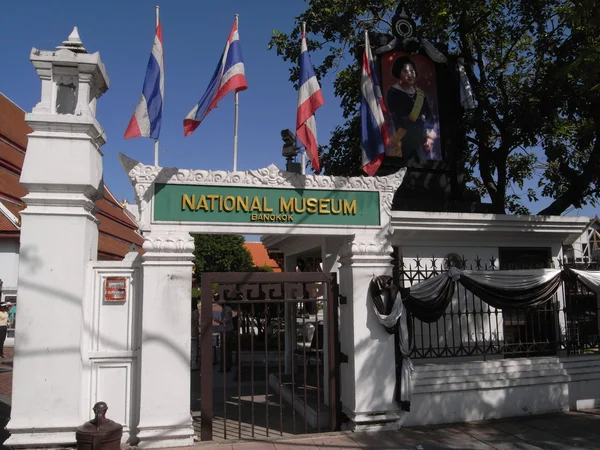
[{"left": 199, "top": 272, "right": 341, "bottom": 441}]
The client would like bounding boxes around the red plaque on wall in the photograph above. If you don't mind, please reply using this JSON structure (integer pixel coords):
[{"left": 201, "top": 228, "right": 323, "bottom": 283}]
[{"left": 104, "top": 277, "right": 127, "bottom": 302}]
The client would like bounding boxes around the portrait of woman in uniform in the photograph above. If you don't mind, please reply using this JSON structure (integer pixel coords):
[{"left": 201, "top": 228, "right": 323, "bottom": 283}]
[{"left": 381, "top": 52, "right": 441, "bottom": 163}]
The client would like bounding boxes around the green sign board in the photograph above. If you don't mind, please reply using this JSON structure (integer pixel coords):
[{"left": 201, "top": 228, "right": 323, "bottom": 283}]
[{"left": 153, "top": 183, "right": 380, "bottom": 226}]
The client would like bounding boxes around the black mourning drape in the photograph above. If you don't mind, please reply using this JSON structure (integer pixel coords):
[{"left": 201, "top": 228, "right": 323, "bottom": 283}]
[
  {"left": 369, "top": 275, "right": 413, "bottom": 411},
  {"left": 403, "top": 267, "right": 564, "bottom": 323},
  {"left": 369, "top": 267, "right": 597, "bottom": 413}
]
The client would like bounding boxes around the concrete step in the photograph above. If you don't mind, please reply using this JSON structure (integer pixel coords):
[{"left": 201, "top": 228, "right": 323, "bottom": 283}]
[
  {"left": 560, "top": 356, "right": 600, "bottom": 368},
  {"left": 414, "top": 362, "right": 565, "bottom": 379},
  {"left": 413, "top": 356, "right": 560, "bottom": 373},
  {"left": 413, "top": 372, "right": 570, "bottom": 394},
  {"left": 414, "top": 368, "right": 568, "bottom": 387}
]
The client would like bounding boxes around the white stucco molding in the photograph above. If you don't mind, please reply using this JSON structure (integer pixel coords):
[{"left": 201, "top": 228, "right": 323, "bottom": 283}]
[
  {"left": 390, "top": 211, "right": 590, "bottom": 246},
  {"left": 20, "top": 190, "right": 99, "bottom": 224},
  {"left": 142, "top": 233, "right": 195, "bottom": 265},
  {"left": 30, "top": 45, "right": 109, "bottom": 116},
  {"left": 351, "top": 239, "right": 394, "bottom": 257},
  {"left": 338, "top": 233, "right": 395, "bottom": 268},
  {"left": 25, "top": 114, "right": 107, "bottom": 149},
  {"left": 119, "top": 153, "right": 406, "bottom": 237}
]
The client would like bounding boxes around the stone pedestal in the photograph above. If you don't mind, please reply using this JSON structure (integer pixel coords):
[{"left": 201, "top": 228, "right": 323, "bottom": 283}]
[
  {"left": 135, "top": 233, "right": 196, "bottom": 448},
  {"left": 337, "top": 233, "right": 401, "bottom": 431},
  {"left": 6, "top": 29, "right": 109, "bottom": 448}
]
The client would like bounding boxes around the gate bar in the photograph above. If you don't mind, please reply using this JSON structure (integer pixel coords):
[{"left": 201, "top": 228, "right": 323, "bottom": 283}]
[
  {"left": 200, "top": 271, "right": 341, "bottom": 440},
  {"left": 200, "top": 275, "right": 214, "bottom": 441}
]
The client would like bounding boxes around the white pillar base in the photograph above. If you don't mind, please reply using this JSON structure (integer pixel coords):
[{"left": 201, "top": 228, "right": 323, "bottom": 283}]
[
  {"left": 136, "top": 424, "right": 195, "bottom": 448},
  {"left": 5, "top": 428, "right": 79, "bottom": 448},
  {"left": 342, "top": 407, "right": 403, "bottom": 432},
  {"left": 6, "top": 425, "right": 137, "bottom": 447}
]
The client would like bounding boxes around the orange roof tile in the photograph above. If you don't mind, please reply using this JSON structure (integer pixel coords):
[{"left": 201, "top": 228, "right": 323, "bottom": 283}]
[
  {"left": 1, "top": 199, "right": 23, "bottom": 219},
  {"left": 0, "top": 94, "right": 31, "bottom": 150},
  {"left": 98, "top": 210, "right": 144, "bottom": 247},
  {"left": 0, "top": 167, "right": 27, "bottom": 203},
  {"left": 98, "top": 234, "right": 141, "bottom": 261},
  {"left": 97, "top": 187, "right": 140, "bottom": 230},
  {"left": 0, "top": 141, "right": 25, "bottom": 174},
  {"left": 0, "top": 207, "right": 19, "bottom": 234},
  {"left": 244, "top": 242, "right": 282, "bottom": 272}
]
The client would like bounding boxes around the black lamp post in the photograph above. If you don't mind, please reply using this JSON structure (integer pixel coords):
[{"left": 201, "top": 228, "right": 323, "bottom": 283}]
[{"left": 281, "top": 129, "right": 302, "bottom": 173}]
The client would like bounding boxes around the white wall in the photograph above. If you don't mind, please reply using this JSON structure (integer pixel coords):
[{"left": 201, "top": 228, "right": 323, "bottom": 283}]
[
  {"left": 403, "top": 357, "right": 570, "bottom": 427},
  {"left": 560, "top": 355, "right": 600, "bottom": 410},
  {"left": 82, "top": 252, "right": 142, "bottom": 442},
  {"left": 402, "top": 355, "right": 600, "bottom": 427},
  {"left": 0, "top": 238, "right": 19, "bottom": 297}
]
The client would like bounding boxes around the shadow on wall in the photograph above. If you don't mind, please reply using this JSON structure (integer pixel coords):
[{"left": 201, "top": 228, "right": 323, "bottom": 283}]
[{"left": 3, "top": 255, "right": 193, "bottom": 447}]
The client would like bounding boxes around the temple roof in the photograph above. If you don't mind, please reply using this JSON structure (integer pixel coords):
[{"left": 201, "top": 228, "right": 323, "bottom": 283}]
[{"left": 244, "top": 242, "right": 282, "bottom": 272}]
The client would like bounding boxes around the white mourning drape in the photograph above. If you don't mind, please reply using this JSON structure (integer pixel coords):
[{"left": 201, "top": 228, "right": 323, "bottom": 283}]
[{"left": 571, "top": 269, "right": 600, "bottom": 294}]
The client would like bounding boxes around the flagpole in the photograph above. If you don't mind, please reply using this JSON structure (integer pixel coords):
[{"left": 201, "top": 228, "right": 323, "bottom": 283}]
[
  {"left": 154, "top": 5, "right": 160, "bottom": 167},
  {"left": 300, "top": 22, "right": 307, "bottom": 175},
  {"left": 232, "top": 14, "right": 240, "bottom": 171}
]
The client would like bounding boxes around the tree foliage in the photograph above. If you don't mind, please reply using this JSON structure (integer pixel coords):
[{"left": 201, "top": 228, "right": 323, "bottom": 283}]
[
  {"left": 269, "top": 0, "right": 600, "bottom": 215},
  {"left": 193, "top": 235, "right": 276, "bottom": 336},
  {"left": 193, "top": 234, "right": 254, "bottom": 284}
]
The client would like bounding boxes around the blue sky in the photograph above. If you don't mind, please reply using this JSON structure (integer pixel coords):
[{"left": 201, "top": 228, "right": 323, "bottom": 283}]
[
  {"left": 1, "top": 0, "right": 344, "bottom": 203},
  {"left": 0, "top": 1, "right": 596, "bottom": 219}
]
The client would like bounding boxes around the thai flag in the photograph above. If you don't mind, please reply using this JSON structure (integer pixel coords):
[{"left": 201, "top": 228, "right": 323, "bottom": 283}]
[
  {"left": 124, "top": 19, "right": 164, "bottom": 140},
  {"left": 184, "top": 21, "right": 248, "bottom": 136},
  {"left": 361, "top": 32, "right": 390, "bottom": 176},
  {"left": 296, "top": 29, "right": 324, "bottom": 173}
]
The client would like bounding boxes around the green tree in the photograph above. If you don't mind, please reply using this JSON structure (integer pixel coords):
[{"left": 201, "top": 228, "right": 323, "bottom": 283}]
[
  {"left": 193, "top": 234, "right": 254, "bottom": 283},
  {"left": 269, "top": 0, "right": 600, "bottom": 215},
  {"left": 193, "top": 235, "right": 278, "bottom": 338}
]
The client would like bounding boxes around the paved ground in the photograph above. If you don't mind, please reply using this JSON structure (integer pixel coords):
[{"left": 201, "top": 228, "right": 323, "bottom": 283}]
[
  {"left": 3, "top": 349, "right": 600, "bottom": 449},
  {"left": 188, "top": 409, "right": 600, "bottom": 449},
  {"left": 192, "top": 363, "right": 330, "bottom": 441}
]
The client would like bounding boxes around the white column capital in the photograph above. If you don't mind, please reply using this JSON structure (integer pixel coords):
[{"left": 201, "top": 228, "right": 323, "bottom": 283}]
[
  {"left": 339, "top": 233, "right": 394, "bottom": 268},
  {"left": 142, "top": 233, "right": 195, "bottom": 265}
]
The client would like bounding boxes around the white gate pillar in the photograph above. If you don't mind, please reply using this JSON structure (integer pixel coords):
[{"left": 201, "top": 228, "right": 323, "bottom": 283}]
[
  {"left": 136, "top": 232, "right": 196, "bottom": 448},
  {"left": 7, "top": 29, "right": 109, "bottom": 448},
  {"left": 337, "top": 233, "right": 400, "bottom": 431}
]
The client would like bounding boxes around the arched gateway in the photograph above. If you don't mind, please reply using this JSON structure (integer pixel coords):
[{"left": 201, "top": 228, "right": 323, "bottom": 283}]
[
  {"left": 114, "top": 154, "right": 405, "bottom": 446},
  {"left": 121, "top": 155, "right": 403, "bottom": 439},
  {"left": 5, "top": 28, "right": 405, "bottom": 449}
]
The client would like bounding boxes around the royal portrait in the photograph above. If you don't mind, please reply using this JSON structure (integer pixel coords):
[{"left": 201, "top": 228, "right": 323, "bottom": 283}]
[{"left": 381, "top": 51, "right": 442, "bottom": 163}]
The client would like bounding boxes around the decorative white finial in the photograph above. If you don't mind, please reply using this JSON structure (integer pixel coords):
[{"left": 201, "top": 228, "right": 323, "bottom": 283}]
[
  {"left": 56, "top": 27, "right": 87, "bottom": 54},
  {"left": 67, "top": 27, "right": 82, "bottom": 44}
]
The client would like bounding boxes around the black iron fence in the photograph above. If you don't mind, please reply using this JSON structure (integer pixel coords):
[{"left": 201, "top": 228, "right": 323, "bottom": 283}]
[
  {"left": 563, "top": 268, "right": 600, "bottom": 355},
  {"left": 396, "top": 255, "right": 600, "bottom": 360}
]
